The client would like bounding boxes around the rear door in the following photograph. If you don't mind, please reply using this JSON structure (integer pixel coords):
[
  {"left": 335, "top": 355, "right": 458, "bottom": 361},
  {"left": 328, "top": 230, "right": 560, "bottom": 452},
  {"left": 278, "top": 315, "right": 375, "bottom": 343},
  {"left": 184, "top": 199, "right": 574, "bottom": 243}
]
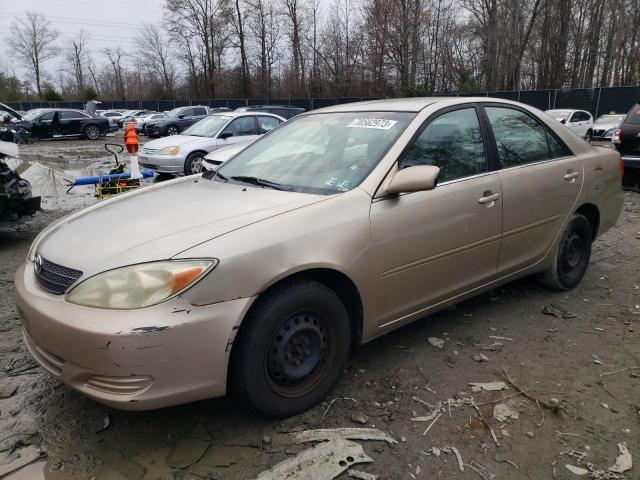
[
  {"left": 483, "top": 105, "right": 583, "bottom": 275},
  {"left": 257, "top": 115, "right": 283, "bottom": 134},
  {"left": 619, "top": 105, "right": 640, "bottom": 157},
  {"left": 370, "top": 106, "right": 503, "bottom": 326},
  {"left": 59, "top": 110, "right": 88, "bottom": 135}
]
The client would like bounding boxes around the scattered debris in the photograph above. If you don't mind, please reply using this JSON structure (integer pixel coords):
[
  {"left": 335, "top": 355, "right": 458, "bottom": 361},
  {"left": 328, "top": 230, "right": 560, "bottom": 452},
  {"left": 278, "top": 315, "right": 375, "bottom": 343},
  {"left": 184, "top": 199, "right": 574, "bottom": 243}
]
[
  {"left": 0, "top": 383, "right": 17, "bottom": 399},
  {"left": 348, "top": 469, "right": 379, "bottom": 480},
  {"left": 450, "top": 446, "right": 464, "bottom": 472},
  {"left": 543, "top": 305, "right": 577, "bottom": 318},
  {"left": 493, "top": 403, "right": 519, "bottom": 422},
  {"left": 0, "top": 446, "right": 43, "bottom": 477},
  {"left": 565, "top": 464, "right": 589, "bottom": 476},
  {"left": 608, "top": 442, "right": 632, "bottom": 473},
  {"left": 422, "top": 414, "right": 442, "bottom": 437},
  {"left": 469, "top": 381, "right": 508, "bottom": 391},
  {"left": 478, "top": 342, "right": 504, "bottom": 351},
  {"left": 95, "top": 413, "right": 111, "bottom": 433},
  {"left": 254, "top": 439, "right": 372, "bottom": 480},
  {"left": 488, "top": 335, "right": 513, "bottom": 341},
  {"left": 285, "top": 428, "right": 397, "bottom": 446},
  {"left": 526, "top": 431, "right": 535, "bottom": 438},
  {"left": 468, "top": 460, "right": 497, "bottom": 479},
  {"left": 351, "top": 413, "right": 369, "bottom": 425},
  {"left": 428, "top": 337, "right": 445, "bottom": 349},
  {"left": 474, "top": 353, "right": 489, "bottom": 362},
  {"left": 431, "top": 447, "right": 441, "bottom": 457},
  {"left": 262, "top": 435, "right": 272, "bottom": 445}
]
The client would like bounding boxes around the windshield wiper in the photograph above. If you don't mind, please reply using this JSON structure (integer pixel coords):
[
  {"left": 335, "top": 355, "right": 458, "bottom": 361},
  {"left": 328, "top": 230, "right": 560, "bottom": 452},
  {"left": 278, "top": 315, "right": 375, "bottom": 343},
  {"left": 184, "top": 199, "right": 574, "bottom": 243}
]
[{"left": 230, "top": 175, "right": 291, "bottom": 191}]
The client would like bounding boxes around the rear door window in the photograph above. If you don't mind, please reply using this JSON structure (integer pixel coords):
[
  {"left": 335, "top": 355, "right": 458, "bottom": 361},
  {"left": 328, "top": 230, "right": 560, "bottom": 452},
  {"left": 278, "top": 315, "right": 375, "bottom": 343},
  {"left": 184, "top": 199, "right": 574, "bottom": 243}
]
[
  {"left": 625, "top": 105, "right": 640, "bottom": 125},
  {"left": 399, "top": 107, "right": 487, "bottom": 182},
  {"left": 486, "top": 107, "right": 571, "bottom": 167},
  {"left": 258, "top": 116, "right": 282, "bottom": 134},
  {"left": 193, "top": 107, "right": 208, "bottom": 116}
]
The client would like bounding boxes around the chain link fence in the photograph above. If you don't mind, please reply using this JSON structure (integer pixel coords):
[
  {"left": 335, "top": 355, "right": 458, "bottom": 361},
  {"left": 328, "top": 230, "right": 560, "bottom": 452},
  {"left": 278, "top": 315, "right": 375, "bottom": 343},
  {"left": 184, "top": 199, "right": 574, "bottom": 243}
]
[{"left": 5, "top": 85, "right": 640, "bottom": 117}]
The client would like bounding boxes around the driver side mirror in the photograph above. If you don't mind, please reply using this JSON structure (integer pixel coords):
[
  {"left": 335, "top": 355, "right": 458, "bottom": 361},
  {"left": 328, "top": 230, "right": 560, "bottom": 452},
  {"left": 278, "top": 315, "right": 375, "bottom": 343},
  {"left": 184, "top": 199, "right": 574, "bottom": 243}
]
[
  {"left": 560, "top": 119, "right": 567, "bottom": 124},
  {"left": 178, "top": 114, "right": 185, "bottom": 119},
  {"left": 219, "top": 131, "right": 234, "bottom": 139},
  {"left": 386, "top": 165, "right": 440, "bottom": 194}
]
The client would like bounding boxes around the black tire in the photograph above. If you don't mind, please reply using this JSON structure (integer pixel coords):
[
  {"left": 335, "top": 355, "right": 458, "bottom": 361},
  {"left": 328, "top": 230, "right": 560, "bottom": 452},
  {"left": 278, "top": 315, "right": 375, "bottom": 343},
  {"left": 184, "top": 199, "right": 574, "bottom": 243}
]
[
  {"left": 538, "top": 214, "right": 592, "bottom": 290},
  {"left": 84, "top": 125, "right": 100, "bottom": 140},
  {"left": 166, "top": 125, "right": 179, "bottom": 136},
  {"left": 184, "top": 152, "right": 206, "bottom": 175},
  {"left": 229, "top": 279, "right": 351, "bottom": 417},
  {"left": 584, "top": 129, "right": 592, "bottom": 141}
]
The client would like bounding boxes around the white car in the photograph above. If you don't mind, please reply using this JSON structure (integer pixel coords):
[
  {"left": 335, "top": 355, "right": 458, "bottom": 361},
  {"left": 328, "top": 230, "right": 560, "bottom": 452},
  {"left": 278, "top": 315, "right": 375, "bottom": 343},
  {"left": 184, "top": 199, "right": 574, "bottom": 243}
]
[
  {"left": 545, "top": 109, "right": 594, "bottom": 139},
  {"left": 137, "top": 112, "right": 284, "bottom": 175},
  {"left": 133, "top": 112, "right": 168, "bottom": 134},
  {"left": 591, "top": 114, "right": 627, "bottom": 141},
  {"left": 100, "top": 110, "right": 126, "bottom": 128},
  {"left": 201, "top": 142, "right": 252, "bottom": 171}
]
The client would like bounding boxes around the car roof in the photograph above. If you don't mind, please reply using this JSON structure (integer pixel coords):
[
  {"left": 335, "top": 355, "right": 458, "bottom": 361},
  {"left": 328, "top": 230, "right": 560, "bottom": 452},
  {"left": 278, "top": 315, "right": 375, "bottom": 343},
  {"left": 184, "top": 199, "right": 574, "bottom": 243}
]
[{"left": 209, "top": 111, "right": 284, "bottom": 119}]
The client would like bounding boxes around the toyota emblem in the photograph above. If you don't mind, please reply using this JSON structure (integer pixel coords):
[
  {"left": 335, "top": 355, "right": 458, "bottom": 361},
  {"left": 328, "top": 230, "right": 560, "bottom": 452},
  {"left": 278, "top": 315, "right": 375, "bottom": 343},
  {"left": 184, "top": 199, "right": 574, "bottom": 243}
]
[{"left": 33, "top": 253, "right": 43, "bottom": 274}]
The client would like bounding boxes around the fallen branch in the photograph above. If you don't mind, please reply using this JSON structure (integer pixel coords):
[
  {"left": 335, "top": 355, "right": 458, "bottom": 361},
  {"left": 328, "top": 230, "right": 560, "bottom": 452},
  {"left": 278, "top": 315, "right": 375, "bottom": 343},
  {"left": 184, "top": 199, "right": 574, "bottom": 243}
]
[
  {"left": 501, "top": 367, "right": 553, "bottom": 410},
  {"left": 599, "top": 366, "right": 640, "bottom": 377},
  {"left": 468, "top": 399, "right": 499, "bottom": 446}
]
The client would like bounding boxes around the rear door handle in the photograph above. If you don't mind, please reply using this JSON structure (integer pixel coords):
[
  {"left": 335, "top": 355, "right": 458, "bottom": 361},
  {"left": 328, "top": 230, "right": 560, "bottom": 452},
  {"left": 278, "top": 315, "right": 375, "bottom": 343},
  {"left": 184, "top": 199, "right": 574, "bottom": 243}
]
[
  {"left": 478, "top": 192, "right": 501, "bottom": 205},
  {"left": 564, "top": 171, "right": 579, "bottom": 181}
]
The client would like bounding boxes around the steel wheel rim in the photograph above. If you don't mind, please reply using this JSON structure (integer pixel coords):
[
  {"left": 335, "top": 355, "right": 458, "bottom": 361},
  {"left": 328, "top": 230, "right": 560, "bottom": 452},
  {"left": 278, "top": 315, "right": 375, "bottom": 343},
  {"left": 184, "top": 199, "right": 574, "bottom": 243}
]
[
  {"left": 167, "top": 127, "right": 178, "bottom": 135},
  {"left": 87, "top": 127, "right": 99, "bottom": 139},
  {"left": 265, "top": 309, "right": 334, "bottom": 398},
  {"left": 560, "top": 227, "right": 586, "bottom": 279}
]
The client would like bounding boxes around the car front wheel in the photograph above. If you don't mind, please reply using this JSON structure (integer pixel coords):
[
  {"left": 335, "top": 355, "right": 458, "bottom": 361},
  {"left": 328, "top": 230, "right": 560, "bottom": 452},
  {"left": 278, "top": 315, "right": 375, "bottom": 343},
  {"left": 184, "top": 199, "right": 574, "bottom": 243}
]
[
  {"left": 166, "top": 125, "right": 179, "bottom": 136},
  {"left": 538, "top": 213, "right": 592, "bottom": 290},
  {"left": 184, "top": 152, "right": 205, "bottom": 175},
  {"left": 230, "top": 279, "right": 351, "bottom": 417},
  {"left": 84, "top": 125, "right": 100, "bottom": 140}
]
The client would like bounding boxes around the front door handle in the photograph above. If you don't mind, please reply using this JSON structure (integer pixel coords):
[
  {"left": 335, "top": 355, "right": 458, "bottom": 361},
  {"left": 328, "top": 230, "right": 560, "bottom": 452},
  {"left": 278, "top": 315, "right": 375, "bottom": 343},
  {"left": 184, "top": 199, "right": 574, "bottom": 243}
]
[
  {"left": 564, "top": 171, "right": 579, "bottom": 181},
  {"left": 478, "top": 192, "right": 501, "bottom": 205}
]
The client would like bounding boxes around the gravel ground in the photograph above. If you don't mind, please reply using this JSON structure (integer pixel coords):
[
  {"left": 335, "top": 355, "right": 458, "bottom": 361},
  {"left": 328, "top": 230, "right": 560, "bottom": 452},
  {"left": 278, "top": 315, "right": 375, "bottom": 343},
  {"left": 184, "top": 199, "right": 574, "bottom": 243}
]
[{"left": 0, "top": 139, "right": 638, "bottom": 480}]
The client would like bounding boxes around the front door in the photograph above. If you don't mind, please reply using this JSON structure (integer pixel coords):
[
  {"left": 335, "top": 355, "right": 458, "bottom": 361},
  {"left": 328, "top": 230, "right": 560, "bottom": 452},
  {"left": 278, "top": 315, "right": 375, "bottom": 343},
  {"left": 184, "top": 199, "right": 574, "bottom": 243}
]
[
  {"left": 370, "top": 106, "right": 503, "bottom": 327},
  {"left": 31, "top": 111, "right": 55, "bottom": 139},
  {"left": 483, "top": 105, "right": 583, "bottom": 274},
  {"left": 218, "top": 115, "right": 260, "bottom": 147}
]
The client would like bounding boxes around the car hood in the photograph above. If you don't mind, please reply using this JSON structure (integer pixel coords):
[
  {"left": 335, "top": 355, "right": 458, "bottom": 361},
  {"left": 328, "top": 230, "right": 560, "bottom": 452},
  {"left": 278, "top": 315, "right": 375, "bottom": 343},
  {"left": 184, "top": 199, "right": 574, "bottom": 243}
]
[
  {"left": 0, "top": 102, "right": 22, "bottom": 120},
  {"left": 36, "top": 176, "right": 328, "bottom": 276},
  {"left": 593, "top": 122, "right": 619, "bottom": 130},
  {"left": 204, "top": 142, "right": 251, "bottom": 161},
  {"left": 142, "top": 135, "right": 215, "bottom": 151}
]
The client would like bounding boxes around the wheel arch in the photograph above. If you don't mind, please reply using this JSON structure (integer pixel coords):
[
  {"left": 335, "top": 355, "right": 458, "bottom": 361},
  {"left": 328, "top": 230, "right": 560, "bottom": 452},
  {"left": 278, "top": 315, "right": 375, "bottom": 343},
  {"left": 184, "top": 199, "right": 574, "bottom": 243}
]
[
  {"left": 574, "top": 203, "right": 600, "bottom": 240},
  {"left": 240, "top": 268, "right": 364, "bottom": 347}
]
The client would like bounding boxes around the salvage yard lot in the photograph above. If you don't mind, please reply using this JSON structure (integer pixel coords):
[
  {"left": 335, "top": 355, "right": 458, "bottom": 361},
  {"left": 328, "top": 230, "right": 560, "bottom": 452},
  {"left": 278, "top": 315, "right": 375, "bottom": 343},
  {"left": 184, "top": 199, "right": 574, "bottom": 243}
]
[{"left": 0, "top": 140, "right": 639, "bottom": 479}]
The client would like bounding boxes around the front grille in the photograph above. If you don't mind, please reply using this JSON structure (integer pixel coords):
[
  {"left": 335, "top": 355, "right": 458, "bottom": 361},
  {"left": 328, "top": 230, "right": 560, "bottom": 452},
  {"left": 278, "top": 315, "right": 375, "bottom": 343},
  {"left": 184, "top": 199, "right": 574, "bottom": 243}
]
[
  {"left": 142, "top": 147, "right": 158, "bottom": 154},
  {"left": 34, "top": 255, "right": 82, "bottom": 295},
  {"left": 593, "top": 129, "right": 605, "bottom": 136}
]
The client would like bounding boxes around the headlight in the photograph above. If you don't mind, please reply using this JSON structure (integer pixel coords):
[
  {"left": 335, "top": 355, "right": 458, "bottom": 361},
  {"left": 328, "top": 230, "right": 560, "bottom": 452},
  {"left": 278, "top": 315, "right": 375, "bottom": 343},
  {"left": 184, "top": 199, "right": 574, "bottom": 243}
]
[
  {"left": 66, "top": 259, "right": 216, "bottom": 309},
  {"left": 158, "top": 146, "right": 180, "bottom": 155}
]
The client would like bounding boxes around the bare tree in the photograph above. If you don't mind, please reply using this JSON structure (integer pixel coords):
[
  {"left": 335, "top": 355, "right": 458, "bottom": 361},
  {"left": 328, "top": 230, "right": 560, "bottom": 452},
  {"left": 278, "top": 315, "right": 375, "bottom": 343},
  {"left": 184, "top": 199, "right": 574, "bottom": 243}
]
[
  {"left": 63, "top": 31, "right": 89, "bottom": 98},
  {"left": 6, "top": 11, "right": 59, "bottom": 99},
  {"left": 103, "top": 47, "right": 128, "bottom": 100},
  {"left": 135, "top": 24, "right": 176, "bottom": 96}
]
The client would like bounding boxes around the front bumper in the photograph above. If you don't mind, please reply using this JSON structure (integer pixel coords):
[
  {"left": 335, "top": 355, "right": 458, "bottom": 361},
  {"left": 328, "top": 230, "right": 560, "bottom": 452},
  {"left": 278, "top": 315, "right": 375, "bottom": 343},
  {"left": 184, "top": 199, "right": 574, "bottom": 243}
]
[
  {"left": 15, "top": 262, "right": 253, "bottom": 410},
  {"left": 137, "top": 152, "right": 187, "bottom": 174},
  {"left": 622, "top": 155, "right": 640, "bottom": 169}
]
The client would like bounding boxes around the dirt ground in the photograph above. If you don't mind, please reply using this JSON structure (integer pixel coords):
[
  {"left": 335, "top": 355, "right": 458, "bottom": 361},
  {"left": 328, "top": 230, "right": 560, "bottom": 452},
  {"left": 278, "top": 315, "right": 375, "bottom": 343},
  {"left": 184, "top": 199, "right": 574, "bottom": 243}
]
[{"left": 0, "top": 138, "right": 639, "bottom": 480}]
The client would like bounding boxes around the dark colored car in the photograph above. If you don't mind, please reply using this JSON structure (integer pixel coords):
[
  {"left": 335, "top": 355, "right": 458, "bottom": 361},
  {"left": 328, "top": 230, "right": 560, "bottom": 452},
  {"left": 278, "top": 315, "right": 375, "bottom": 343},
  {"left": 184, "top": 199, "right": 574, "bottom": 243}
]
[
  {"left": 235, "top": 105, "right": 305, "bottom": 119},
  {"left": 146, "top": 106, "right": 230, "bottom": 137},
  {"left": 17, "top": 109, "right": 110, "bottom": 140},
  {"left": 0, "top": 102, "right": 31, "bottom": 143},
  {"left": 613, "top": 104, "right": 640, "bottom": 187}
]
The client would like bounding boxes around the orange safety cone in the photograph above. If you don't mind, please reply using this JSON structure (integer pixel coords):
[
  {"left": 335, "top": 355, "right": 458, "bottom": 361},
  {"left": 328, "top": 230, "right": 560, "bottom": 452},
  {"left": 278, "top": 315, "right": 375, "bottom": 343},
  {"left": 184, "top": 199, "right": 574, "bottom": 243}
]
[{"left": 124, "top": 122, "right": 139, "bottom": 154}]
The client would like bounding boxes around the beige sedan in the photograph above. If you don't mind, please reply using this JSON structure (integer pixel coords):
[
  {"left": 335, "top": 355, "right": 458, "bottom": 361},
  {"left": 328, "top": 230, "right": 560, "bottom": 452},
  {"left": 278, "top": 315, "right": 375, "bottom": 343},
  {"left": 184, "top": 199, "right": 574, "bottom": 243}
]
[{"left": 16, "top": 98, "right": 623, "bottom": 417}]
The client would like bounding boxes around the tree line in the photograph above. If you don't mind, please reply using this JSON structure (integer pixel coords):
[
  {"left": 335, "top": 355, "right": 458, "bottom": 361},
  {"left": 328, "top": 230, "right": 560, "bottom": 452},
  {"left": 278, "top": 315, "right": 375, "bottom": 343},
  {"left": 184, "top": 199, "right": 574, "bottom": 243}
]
[{"left": 2, "top": 0, "right": 640, "bottom": 101}]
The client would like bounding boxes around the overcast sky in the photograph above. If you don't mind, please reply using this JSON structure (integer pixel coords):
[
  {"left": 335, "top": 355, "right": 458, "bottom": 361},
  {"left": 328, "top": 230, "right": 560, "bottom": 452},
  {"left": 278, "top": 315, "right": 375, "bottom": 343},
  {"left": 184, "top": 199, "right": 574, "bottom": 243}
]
[{"left": 0, "top": 0, "right": 164, "bottom": 79}]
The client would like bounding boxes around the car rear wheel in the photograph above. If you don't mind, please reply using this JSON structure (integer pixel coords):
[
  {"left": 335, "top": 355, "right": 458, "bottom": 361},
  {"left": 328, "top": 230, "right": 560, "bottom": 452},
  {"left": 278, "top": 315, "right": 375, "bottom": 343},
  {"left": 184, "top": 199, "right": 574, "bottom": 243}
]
[
  {"left": 166, "top": 125, "right": 179, "bottom": 136},
  {"left": 538, "top": 213, "right": 592, "bottom": 290},
  {"left": 184, "top": 152, "right": 205, "bottom": 175},
  {"left": 84, "top": 125, "right": 100, "bottom": 140},
  {"left": 230, "top": 279, "right": 351, "bottom": 417}
]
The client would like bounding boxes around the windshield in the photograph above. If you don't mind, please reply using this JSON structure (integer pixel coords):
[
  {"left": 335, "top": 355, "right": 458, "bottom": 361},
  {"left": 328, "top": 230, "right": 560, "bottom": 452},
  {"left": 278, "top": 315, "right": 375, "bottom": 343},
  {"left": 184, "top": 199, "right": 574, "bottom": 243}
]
[
  {"left": 595, "top": 114, "right": 625, "bottom": 124},
  {"left": 547, "top": 110, "right": 572, "bottom": 120},
  {"left": 22, "top": 109, "right": 44, "bottom": 122},
  {"left": 166, "top": 107, "right": 183, "bottom": 117},
  {"left": 183, "top": 115, "right": 232, "bottom": 137},
  {"left": 216, "top": 111, "right": 415, "bottom": 194}
]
